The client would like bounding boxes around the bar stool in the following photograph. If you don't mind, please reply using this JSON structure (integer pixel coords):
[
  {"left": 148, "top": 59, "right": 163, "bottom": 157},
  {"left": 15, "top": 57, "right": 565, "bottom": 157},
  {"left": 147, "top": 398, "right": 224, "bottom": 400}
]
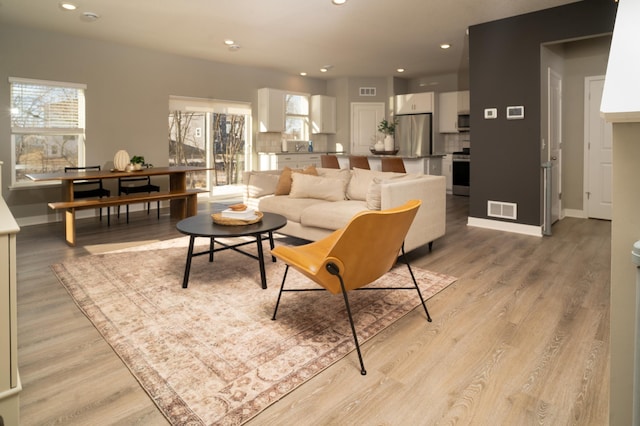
[
  {"left": 348, "top": 155, "right": 370, "bottom": 170},
  {"left": 381, "top": 157, "right": 406, "bottom": 173},
  {"left": 321, "top": 154, "right": 340, "bottom": 169}
]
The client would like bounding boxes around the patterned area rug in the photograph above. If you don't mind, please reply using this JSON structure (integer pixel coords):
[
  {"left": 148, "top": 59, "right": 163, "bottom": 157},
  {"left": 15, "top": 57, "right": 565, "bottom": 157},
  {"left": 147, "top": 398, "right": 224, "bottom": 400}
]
[{"left": 52, "top": 237, "right": 456, "bottom": 425}]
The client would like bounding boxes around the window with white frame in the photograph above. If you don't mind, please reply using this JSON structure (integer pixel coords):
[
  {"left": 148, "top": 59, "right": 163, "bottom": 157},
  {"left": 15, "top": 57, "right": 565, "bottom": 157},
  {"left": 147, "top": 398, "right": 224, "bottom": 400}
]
[
  {"left": 9, "top": 77, "right": 86, "bottom": 186},
  {"left": 283, "top": 93, "right": 309, "bottom": 142}
]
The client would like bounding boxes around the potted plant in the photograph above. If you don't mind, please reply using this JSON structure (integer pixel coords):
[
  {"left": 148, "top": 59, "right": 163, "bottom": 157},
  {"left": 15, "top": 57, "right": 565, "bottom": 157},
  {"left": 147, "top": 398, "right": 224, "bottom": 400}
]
[
  {"left": 130, "top": 155, "right": 145, "bottom": 170},
  {"left": 378, "top": 119, "right": 397, "bottom": 151}
]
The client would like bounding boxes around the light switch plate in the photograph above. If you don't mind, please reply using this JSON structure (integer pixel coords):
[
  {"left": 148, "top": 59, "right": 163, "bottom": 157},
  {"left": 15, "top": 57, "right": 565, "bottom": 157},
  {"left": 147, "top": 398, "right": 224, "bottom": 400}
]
[{"left": 484, "top": 108, "right": 497, "bottom": 119}]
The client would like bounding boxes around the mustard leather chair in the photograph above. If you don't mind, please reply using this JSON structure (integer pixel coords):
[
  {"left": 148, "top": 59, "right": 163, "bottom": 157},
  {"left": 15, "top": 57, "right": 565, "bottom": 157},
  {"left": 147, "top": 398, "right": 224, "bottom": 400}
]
[{"left": 271, "top": 199, "right": 431, "bottom": 375}]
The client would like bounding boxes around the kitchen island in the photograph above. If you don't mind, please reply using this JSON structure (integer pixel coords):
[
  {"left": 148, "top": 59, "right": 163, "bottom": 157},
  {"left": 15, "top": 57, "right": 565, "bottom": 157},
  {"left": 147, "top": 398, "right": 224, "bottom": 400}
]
[{"left": 257, "top": 151, "right": 443, "bottom": 175}]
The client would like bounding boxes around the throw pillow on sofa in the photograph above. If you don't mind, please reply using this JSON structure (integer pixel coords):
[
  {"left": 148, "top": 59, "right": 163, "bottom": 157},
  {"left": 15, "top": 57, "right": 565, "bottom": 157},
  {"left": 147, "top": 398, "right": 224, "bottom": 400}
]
[
  {"left": 275, "top": 165, "right": 318, "bottom": 195},
  {"left": 346, "top": 167, "right": 403, "bottom": 201},
  {"left": 289, "top": 173, "right": 347, "bottom": 201},
  {"left": 246, "top": 172, "right": 280, "bottom": 198}
]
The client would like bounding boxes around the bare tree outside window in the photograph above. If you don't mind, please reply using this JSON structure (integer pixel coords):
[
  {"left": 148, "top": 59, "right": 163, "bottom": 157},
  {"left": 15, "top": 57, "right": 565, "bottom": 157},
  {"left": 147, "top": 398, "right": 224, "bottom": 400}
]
[
  {"left": 168, "top": 111, "right": 206, "bottom": 189},
  {"left": 212, "top": 113, "right": 245, "bottom": 185}
]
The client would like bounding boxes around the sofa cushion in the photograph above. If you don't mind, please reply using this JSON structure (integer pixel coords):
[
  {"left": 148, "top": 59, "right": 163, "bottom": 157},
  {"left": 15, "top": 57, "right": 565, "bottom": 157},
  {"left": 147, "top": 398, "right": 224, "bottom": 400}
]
[
  {"left": 346, "top": 168, "right": 404, "bottom": 201},
  {"left": 366, "top": 173, "right": 423, "bottom": 210},
  {"left": 289, "top": 173, "right": 347, "bottom": 201},
  {"left": 317, "top": 167, "right": 351, "bottom": 186},
  {"left": 258, "top": 195, "right": 327, "bottom": 223},
  {"left": 246, "top": 172, "right": 280, "bottom": 198},
  {"left": 300, "top": 200, "right": 368, "bottom": 231},
  {"left": 274, "top": 165, "right": 318, "bottom": 195}
]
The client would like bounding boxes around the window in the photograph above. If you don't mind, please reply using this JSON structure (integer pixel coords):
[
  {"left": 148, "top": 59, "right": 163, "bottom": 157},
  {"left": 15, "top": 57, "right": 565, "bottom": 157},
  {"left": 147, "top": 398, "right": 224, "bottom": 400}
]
[
  {"left": 168, "top": 96, "right": 251, "bottom": 193},
  {"left": 9, "top": 77, "right": 86, "bottom": 186},
  {"left": 283, "top": 93, "right": 309, "bottom": 142}
]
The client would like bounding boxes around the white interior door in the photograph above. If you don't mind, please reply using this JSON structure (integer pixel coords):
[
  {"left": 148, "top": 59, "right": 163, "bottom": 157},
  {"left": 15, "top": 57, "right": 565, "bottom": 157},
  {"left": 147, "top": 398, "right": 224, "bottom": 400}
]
[
  {"left": 585, "top": 76, "right": 612, "bottom": 220},
  {"left": 548, "top": 68, "right": 562, "bottom": 224},
  {"left": 351, "top": 102, "right": 384, "bottom": 154}
]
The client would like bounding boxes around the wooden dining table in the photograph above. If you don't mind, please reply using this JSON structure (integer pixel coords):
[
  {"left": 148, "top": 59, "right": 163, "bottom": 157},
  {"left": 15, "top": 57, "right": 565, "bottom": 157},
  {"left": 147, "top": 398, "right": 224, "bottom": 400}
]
[{"left": 27, "top": 166, "right": 209, "bottom": 246}]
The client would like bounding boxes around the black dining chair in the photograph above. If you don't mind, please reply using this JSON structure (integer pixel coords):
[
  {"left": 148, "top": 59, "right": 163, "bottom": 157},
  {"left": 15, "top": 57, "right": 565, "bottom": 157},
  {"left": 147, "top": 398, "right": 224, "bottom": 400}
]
[
  {"left": 64, "top": 166, "right": 111, "bottom": 224},
  {"left": 117, "top": 175, "right": 161, "bottom": 223}
]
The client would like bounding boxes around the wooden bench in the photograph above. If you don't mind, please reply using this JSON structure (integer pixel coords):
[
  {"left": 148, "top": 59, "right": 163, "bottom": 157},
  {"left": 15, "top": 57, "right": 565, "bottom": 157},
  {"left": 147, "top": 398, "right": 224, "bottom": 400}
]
[{"left": 49, "top": 189, "right": 206, "bottom": 246}]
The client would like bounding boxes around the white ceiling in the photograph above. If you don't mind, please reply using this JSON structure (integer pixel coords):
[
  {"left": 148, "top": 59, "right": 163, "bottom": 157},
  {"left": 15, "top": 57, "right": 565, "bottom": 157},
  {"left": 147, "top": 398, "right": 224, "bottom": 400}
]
[{"left": 0, "top": 0, "right": 578, "bottom": 79}]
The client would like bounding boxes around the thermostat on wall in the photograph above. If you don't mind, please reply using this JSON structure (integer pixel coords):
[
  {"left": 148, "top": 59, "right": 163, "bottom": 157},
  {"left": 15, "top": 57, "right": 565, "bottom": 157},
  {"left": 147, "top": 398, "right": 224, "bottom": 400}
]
[
  {"left": 506, "top": 106, "right": 525, "bottom": 120},
  {"left": 484, "top": 108, "right": 497, "bottom": 119}
]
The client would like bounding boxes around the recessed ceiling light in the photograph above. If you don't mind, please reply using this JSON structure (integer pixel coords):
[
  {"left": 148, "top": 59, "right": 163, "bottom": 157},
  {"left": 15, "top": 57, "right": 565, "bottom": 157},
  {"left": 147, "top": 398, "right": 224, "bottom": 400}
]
[
  {"left": 224, "top": 39, "right": 235, "bottom": 45},
  {"left": 320, "top": 65, "right": 333, "bottom": 72},
  {"left": 332, "top": 0, "right": 347, "bottom": 5},
  {"left": 300, "top": 72, "right": 307, "bottom": 76},
  {"left": 440, "top": 43, "right": 451, "bottom": 49},
  {"left": 397, "top": 68, "right": 405, "bottom": 73},
  {"left": 59, "top": 2, "right": 77, "bottom": 11}
]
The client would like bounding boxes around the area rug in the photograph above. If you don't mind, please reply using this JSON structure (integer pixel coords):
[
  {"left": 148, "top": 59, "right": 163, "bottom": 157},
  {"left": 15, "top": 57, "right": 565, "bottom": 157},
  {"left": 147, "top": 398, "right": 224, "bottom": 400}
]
[{"left": 52, "top": 237, "right": 457, "bottom": 425}]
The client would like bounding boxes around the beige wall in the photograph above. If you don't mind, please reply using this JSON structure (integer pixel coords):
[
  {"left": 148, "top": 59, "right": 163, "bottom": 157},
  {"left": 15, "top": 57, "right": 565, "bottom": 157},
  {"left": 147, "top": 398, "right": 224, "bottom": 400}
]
[
  {"left": 610, "top": 122, "right": 640, "bottom": 425},
  {"left": 0, "top": 24, "right": 327, "bottom": 221},
  {"left": 561, "top": 36, "right": 612, "bottom": 212}
]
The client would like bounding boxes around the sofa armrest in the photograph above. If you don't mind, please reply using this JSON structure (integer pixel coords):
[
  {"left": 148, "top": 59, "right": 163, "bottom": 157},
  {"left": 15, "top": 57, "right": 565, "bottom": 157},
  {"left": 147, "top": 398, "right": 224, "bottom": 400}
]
[{"left": 380, "top": 175, "right": 446, "bottom": 252}]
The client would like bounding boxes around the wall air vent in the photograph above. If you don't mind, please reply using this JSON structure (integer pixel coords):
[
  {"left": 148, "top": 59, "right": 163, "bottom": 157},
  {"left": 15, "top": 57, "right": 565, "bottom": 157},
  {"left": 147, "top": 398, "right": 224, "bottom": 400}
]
[
  {"left": 487, "top": 201, "right": 517, "bottom": 220},
  {"left": 359, "top": 87, "right": 376, "bottom": 96}
]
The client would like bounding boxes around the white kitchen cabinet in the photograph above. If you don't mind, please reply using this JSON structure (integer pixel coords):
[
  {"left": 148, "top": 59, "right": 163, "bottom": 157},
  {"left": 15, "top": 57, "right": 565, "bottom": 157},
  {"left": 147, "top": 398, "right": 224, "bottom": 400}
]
[
  {"left": 311, "top": 95, "right": 336, "bottom": 134},
  {"left": 438, "top": 90, "right": 470, "bottom": 133},
  {"left": 258, "top": 88, "right": 285, "bottom": 132},
  {"left": 258, "top": 153, "right": 321, "bottom": 171},
  {"left": 442, "top": 154, "right": 453, "bottom": 193},
  {"left": 0, "top": 194, "right": 20, "bottom": 426},
  {"left": 396, "top": 92, "right": 434, "bottom": 114}
]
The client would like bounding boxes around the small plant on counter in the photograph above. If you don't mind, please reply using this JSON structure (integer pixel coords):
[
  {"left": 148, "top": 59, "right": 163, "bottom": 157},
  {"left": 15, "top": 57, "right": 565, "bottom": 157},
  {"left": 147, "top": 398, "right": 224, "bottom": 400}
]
[{"left": 378, "top": 118, "right": 397, "bottom": 135}]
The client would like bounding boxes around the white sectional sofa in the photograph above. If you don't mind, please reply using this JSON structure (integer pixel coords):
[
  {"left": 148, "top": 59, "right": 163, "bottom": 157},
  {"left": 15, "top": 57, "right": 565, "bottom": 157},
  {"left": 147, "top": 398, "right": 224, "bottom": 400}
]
[{"left": 242, "top": 166, "right": 446, "bottom": 253}]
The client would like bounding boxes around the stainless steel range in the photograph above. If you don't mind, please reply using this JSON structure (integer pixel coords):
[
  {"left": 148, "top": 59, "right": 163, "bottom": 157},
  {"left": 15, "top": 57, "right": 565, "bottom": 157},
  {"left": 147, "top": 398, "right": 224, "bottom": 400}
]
[{"left": 452, "top": 148, "right": 470, "bottom": 196}]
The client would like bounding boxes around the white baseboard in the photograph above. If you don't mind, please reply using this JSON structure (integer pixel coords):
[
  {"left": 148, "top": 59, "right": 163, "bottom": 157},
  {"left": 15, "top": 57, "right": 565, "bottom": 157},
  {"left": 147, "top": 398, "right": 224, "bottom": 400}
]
[
  {"left": 563, "top": 208, "right": 587, "bottom": 218},
  {"left": 467, "top": 216, "right": 543, "bottom": 237}
]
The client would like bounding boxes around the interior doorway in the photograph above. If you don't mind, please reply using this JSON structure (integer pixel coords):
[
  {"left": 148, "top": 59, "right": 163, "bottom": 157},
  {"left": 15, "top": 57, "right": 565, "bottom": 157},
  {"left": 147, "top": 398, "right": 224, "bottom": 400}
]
[
  {"left": 584, "top": 75, "right": 612, "bottom": 220},
  {"left": 548, "top": 68, "right": 563, "bottom": 225}
]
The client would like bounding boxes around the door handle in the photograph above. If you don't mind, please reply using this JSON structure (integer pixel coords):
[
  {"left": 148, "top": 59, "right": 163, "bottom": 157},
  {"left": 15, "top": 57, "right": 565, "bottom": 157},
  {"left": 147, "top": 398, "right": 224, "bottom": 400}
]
[{"left": 551, "top": 156, "right": 558, "bottom": 160}]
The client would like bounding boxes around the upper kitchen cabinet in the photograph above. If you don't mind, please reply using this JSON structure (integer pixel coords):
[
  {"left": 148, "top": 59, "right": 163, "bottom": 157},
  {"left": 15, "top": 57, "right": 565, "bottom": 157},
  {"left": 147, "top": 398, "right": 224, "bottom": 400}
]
[
  {"left": 258, "top": 88, "right": 285, "bottom": 132},
  {"left": 310, "top": 95, "right": 336, "bottom": 134},
  {"left": 395, "top": 92, "right": 434, "bottom": 115},
  {"left": 438, "top": 90, "right": 470, "bottom": 133}
]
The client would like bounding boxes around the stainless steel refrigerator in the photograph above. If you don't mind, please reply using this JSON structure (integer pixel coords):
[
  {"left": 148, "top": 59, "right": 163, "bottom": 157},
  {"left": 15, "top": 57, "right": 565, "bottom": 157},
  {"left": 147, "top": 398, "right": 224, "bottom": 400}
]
[{"left": 395, "top": 113, "right": 442, "bottom": 157}]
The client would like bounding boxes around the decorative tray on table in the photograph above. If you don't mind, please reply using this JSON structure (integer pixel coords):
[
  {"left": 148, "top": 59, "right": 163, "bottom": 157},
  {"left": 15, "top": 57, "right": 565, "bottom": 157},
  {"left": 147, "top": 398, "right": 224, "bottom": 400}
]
[
  {"left": 211, "top": 210, "right": 263, "bottom": 226},
  {"left": 369, "top": 148, "right": 399, "bottom": 155}
]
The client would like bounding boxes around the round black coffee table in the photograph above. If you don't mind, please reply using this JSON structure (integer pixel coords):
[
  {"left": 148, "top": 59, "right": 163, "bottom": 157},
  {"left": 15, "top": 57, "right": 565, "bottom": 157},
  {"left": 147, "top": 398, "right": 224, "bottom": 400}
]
[{"left": 176, "top": 212, "right": 287, "bottom": 289}]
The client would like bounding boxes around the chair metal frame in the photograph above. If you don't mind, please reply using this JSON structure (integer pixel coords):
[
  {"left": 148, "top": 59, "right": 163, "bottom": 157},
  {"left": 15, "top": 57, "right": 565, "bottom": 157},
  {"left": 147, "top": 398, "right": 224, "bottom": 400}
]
[
  {"left": 270, "top": 200, "right": 432, "bottom": 375},
  {"left": 117, "top": 175, "right": 161, "bottom": 223},
  {"left": 64, "top": 165, "right": 111, "bottom": 224}
]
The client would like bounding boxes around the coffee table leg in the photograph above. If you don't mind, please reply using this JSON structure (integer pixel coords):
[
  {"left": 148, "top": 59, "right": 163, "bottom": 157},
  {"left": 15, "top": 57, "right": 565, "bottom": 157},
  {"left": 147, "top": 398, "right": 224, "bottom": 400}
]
[
  {"left": 209, "top": 237, "right": 214, "bottom": 262},
  {"left": 182, "top": 236, "right": 196, "bottom": 289},
  {"left": 256, "top": 234, "right": 267, "bottom": 289},
  {"left": 269, "top": 231, "right": 276, "bottom": 262}
]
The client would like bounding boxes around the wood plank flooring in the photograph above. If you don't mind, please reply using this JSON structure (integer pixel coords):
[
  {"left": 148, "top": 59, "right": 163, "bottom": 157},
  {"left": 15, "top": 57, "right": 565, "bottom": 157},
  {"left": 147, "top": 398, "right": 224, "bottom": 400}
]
[{"left": 15, "top": 196, "right": 611, "bottom": 425}]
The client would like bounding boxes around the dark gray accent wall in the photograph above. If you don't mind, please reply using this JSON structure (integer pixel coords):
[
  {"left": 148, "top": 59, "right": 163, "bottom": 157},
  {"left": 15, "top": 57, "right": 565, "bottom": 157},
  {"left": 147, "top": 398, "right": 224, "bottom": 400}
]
[{"left": 468, "top": 0, "right": 617, "bottom": 226}]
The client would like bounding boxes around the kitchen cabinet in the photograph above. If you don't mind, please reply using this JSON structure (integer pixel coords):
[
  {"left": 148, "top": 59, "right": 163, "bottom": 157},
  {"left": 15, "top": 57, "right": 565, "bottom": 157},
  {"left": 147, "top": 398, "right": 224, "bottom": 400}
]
[
  {"left": 258, "top": 88, "right": 285, "bottom": 132},
  {"left": 0, "top": 191, "right": 20, "bottom": 426},
  {"left": 311, "top": 95, "right": 336, "bottom": 134},
  {"left": 396, "top": 92, "right": 434, "bottom": 114},
  {"left": 258, "top": 153, "right": 322, "bottom": 171},
  {"left": 438, "top": 90, "right": 470, "bottom": 133},
  {"left": 442, "top": 154, "right": 453, "bottom": 193}
]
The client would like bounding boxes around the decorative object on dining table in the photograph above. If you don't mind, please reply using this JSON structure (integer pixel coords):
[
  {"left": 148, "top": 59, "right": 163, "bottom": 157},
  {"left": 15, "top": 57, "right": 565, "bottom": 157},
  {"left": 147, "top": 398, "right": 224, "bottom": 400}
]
[
  {"left": 113, "top": 150, "right": 130, "bottom": 171},
  {"left": 212, "top": 210, "right": 263, "bottom": 226},
  {"left": 130, "top": 155, "right": 145, "bottom": 170}
]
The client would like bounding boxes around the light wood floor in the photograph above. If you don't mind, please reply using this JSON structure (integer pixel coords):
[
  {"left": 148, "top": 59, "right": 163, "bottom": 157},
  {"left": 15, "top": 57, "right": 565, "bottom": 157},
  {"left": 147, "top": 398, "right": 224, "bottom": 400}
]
[{"left": 16, "top": 196, "right": 611, "bottom": 425}]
